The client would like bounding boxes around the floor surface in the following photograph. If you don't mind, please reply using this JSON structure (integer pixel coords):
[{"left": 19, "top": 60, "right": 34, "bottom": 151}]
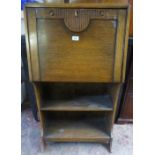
[{"left": 21, "top": 107, "right": 133, "bottom": 155}]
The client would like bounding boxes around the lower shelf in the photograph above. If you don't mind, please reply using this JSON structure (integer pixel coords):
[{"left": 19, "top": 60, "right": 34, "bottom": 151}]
[{"left": 44, "top": 118, "right": 110, "bottom": 143}]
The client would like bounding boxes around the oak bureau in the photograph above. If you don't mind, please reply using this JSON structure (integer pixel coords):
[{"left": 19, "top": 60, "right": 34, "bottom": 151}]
[{"left": 24, "top": 0, "right": 130, "bottom": 152}]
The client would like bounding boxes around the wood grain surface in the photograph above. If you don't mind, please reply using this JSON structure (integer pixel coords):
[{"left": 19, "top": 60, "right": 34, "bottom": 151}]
[
  {"left": 24, "top": 1, "right": 130, "bottom": 151},
  {"left": 25, "top": 7, "right": 129, "bottom": 82}
]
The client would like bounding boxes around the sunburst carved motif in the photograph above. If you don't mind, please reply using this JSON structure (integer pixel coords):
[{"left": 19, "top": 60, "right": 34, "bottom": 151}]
[{"left": 64, "top": 9, "right": 90, "bottom": 32}]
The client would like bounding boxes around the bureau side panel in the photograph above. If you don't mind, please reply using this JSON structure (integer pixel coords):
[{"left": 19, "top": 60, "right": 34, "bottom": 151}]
[{"left": 26, "top": 8, "right": 40, "bottom": 81}]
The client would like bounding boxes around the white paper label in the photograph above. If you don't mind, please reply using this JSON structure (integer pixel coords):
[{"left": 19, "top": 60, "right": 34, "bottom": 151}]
[{"left": 72, "top": 36, "right": 79, "bottom": 41}]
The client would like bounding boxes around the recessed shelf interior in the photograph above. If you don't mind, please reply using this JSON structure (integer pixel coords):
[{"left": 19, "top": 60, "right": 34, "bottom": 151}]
[
  {"left": 41, "top": 95, "right": 113, "bottom": 111},
  {"left": 39, "top": 83, "right": 114, "bottom": 111},
  {"left": 43, "top": 111, "right": 111, "bottom": 142},
  {"left": 34, "top": 82, "right": 119, "bottom": 143}
]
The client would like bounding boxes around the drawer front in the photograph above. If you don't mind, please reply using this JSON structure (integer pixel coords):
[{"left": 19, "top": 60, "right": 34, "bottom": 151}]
[{"left": 26, "top": 7, "right": 127, "bottom": 82}]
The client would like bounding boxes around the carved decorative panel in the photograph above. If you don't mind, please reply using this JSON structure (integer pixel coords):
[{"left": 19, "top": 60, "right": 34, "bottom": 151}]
[{"left": 36, "top": 8, "right": 118, "bottom": 32}]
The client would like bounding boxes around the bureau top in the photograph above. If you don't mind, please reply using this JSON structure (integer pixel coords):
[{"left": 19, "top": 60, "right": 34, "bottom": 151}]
[
  {"left": 24, "top": 1, "right": 130, "bottom": 82},
  {"left": 25, "top": 0, "right": 129, "bottom": 9}
]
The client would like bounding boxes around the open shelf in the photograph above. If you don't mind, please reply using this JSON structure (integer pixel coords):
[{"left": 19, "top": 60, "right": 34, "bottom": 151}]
[
  {"left": 44, "top": 120, "right": 110, "bottom": 142},
  {"left": 43, "top": 112, "right": 111, "bottom": 143},
  {"left": 41, "top": 95, "right": 113, "bottom": 111},
  {"left": 34, "top": 83, "right": 118, "bottom": 145},
  {"left": 39, "top": 83, "right": 113, "bottom": 112}
]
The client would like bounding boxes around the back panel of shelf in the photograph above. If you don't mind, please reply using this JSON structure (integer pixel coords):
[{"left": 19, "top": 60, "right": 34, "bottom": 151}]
[{"left": 37, "top": 82, "right": 116, "bottom": 112}]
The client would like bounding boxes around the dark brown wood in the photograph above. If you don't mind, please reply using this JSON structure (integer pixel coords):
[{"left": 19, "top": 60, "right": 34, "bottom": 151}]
[
  {"left": 117, "top": 40, "right": 133, "bottom": 123},
  {"left": 24, "top": 1, "right": 130, "bottom": 152},
  {"left": 128, "top": 0, "right": 133, "bottom": 36},
  {"left": 26, "top": 1, "right": 129, "bottom": 8},
  {"left": 41, "top": 95, "right": 113, "bottom": 111},
  {"left": 107, "top": 84, "right": 121, "bottom": 134},
  {"left": 44, "top": 119, "right": 110, "bottom": 142},
  {"left": 45, "top": 0, "right": 128, "bottom": 3},
  {"left": 118, "top": 63, "right": 133, "bottom": 123},
  {"left": 43, "top": 111, "right": 111, "bottom": 142}
]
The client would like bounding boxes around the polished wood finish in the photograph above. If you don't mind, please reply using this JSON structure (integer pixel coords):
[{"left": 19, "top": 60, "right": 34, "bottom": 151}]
[
  {"left": 25, "top": 6, "right": 129, "bottom": 82},
  {"left": 27, "top": 8, "right": 40, "bottom": 81},
  {"left": 122, "top": 6, "right": 131, "bottom": 81},
  {"left": 24, "top": 1, "right": 130, "bottom": 152},
  {"left": 128, "top": 0, "right": 133, "bottom": 36},
  {"left": 24, "top": 9, "right": 32, "bottom": 81},
  {"left": 114, "top": 10, "right": 126, "bottom": 82},
  {"left": 68, "top": 0, "right": 132, "bottom": 36},
  {"left": 37, "top": 17, "right": 116, "bottom": 82}
]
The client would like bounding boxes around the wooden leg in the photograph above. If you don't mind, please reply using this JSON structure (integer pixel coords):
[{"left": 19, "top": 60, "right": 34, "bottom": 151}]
[{"left": 109, "top": 138, "right": 112, "bottom": 153}]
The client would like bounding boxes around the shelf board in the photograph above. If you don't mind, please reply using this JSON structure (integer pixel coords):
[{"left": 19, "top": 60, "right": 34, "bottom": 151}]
[
  {"left": 44, "top": 119, "right": 110, "bottom": 143},
  {"left": 41, "top": 95, "right": 113, "bottom": 111}
]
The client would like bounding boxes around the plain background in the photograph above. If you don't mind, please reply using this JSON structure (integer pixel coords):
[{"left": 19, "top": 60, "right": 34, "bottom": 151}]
[{"left": 0, "top": 0, "right": 155, "bottom": 155}]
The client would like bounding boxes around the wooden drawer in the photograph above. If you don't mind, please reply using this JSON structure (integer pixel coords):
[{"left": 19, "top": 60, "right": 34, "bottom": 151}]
[{"left": 25, "top": 5, "right": 129, "bottom": 82}]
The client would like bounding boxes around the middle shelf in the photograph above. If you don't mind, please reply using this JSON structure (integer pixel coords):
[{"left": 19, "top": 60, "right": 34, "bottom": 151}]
[
  {"left": 38, "top": 82, "right": 114, "bottom": 112},
  {"left": 41, "top": 95, "right": 113, "bottom": 111}
]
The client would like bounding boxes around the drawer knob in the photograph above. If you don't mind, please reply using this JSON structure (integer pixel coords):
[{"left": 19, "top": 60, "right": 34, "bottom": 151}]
[{"left": 49, "top": 11, "right": 54, "bottom": 16}]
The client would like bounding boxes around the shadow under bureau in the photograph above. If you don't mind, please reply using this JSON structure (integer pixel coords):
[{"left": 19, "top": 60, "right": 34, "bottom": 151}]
[{"left": 24, "top": 1, "right": 130, "bottom": 152}]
